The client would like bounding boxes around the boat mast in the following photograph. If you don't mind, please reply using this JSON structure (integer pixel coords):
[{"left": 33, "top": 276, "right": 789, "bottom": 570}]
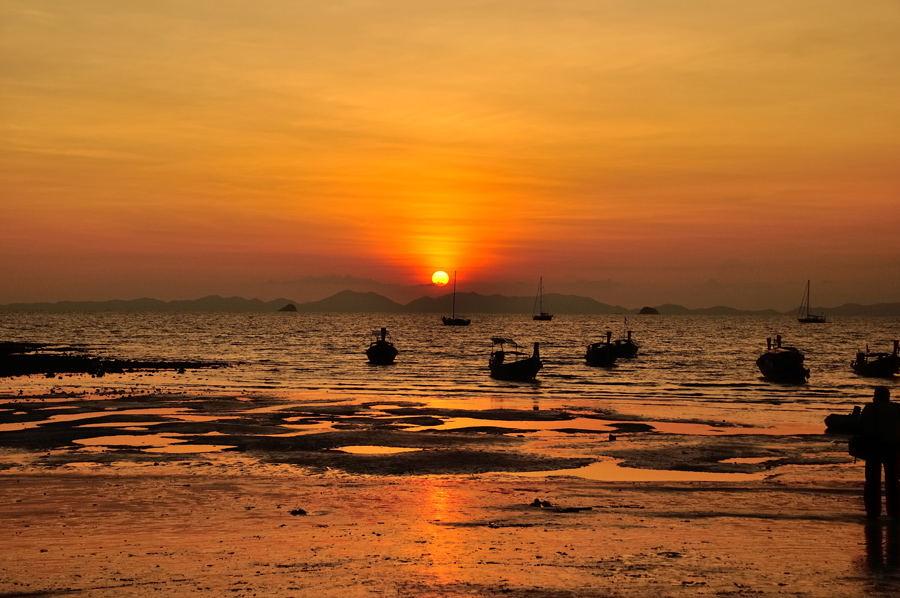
[
  {"left": 452, "top": 271, "right": 457, "bottom": 318},
  {"left": 539, "top": 277, "right": 544, "bottom": 313},
  {"left": 806, "top": 280, "right": 810, "bottom": 318},
  {"left": 798, "top": 280, "right": 810, "bottom": 319}
]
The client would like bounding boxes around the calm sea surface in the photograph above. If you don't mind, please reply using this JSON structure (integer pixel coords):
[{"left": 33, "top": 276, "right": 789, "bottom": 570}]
[{"left": 2, "top": 312, "right": 898, "bottom": 431}]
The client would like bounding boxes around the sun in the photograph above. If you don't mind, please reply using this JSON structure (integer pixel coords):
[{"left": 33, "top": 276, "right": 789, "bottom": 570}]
[{"left": 432, "top": 271, "right": 449, "bottom": 286}]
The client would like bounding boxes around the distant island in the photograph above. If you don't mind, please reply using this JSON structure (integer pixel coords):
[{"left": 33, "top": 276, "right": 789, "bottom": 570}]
[{"left": 2, "top": 291, "right": 899, "bottom": 316}]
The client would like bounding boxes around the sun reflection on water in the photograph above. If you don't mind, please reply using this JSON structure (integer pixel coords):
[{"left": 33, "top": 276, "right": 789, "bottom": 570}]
[{"left": 413, "top": 479, "right": 466, "bottom": 586}]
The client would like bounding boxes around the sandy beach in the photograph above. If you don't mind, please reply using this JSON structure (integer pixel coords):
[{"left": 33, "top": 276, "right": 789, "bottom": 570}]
[{"left": 2, "top": 390, "right": 899, "bottom": 597}]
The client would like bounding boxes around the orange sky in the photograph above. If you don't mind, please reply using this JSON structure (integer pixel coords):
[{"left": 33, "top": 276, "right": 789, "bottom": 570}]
[{"left": 2, "top": 1, "right": 899, "bottom": 309}]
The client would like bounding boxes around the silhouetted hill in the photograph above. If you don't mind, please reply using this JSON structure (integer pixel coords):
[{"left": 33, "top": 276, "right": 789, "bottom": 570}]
[
  {"left": 169, "top": 295, "right": 292, "bottom": 312},
  {"left": 651, "top": 304, "right": 783, "bottom": 316},
  {"left": 296, "top": 290, "right": 403, "bottom": 313},
  {"left": 0, "top": 295, "right": 293, "bottom": 312},
  {"left": 2, "top": 293, "right": 899, "bottom": 316},
  {"left": 824, "top": 303, "right": 900, "bottom": 317},
  {"left": 403, "top": 292, "right": 630, "bottom": 314}
]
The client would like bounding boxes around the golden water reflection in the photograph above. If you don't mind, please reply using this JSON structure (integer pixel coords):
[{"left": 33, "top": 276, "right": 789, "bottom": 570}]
[
  {"left": 411, "top": 479, "right": 467, "bottom": 587},
  {"left": 404, "top": 415, "right": 820, "bottom": 436},
  {"left": 334, "top": 445, "right": 423, "bottom": 455},
  {"left": 73, "top": 433, "right": 233, "bottom": 453}
]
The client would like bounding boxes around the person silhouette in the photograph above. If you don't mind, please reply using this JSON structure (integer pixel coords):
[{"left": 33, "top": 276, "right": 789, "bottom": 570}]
[{"left": 860, "top": 386, "right": 900, "bottom": 518}]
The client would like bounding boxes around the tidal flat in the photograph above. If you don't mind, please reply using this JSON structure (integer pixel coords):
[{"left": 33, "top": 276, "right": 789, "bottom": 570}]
[{"left": 1, "top": 390, "right": 896, "bottom": 597}]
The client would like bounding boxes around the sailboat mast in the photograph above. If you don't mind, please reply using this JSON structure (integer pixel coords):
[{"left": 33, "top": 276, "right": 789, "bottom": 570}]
[
  {"left": 806, "top": 280, "right": 811, "bottom": 318},
  {"left": 452, "top": 271, "right": 457, "bottom": 318},
  {"left": 798, "top": 280, "right": 808, "bottom": 319},
  {"left": 532, "top": 277, "right": 544, "bottom": 316},
  {"left": 531, "top": 276, "right": 553, "bottom": 320}
]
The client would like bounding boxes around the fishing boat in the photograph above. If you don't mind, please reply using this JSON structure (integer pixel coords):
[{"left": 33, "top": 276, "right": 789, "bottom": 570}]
[
  {"left": 442, "top": 270, "right": 471, "bottom": 326},
  {"left": 489, "top": 338, "right": 542, "bottom": 381},
  {"left": 585, "top": 331, "right": 618, "bottom": 367},
  {"left": 756, "top": 335, "right": 810, "bottom": 383},
  {"left": 613, "top": 323, "right": 640, "bottom": 358},
  {"left": 851, "top": 340, "right": 900, "bottom": 378},
  {"left": 365, "top": 327, "right": 398, "bottom": 365},
  {"left": 824, "top": 406, "right": 862, "bottom": 434},
  {"left": 614, "top": 332, "right": 639, "bottom": 358},
  {"left": 532, "top": 277, "right": 553, "bottom": 321},
  {"left": 797, "top": 280, "right": 827, "bottom": 323}
]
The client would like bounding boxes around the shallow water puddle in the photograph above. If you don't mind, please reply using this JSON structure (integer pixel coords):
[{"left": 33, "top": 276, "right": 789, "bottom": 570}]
[
  {"left": 74, "top": 433, "right": 233, "bottom": 453},
  {"left": 0, "top": 408, "right": 228, "bottom": 433},
  {"left": 516, "top": 458, "right": 766, "bottom": 482},
  {"left": 75, "top": 433, "right": 185, "bottom": 448},
  {"left": 334, "top": 445, "right": 423, "bottom": 454},
  {"left": 404, "top": 416, "right": 820, "bottom": 436},
  {"left": 404, "top": 417, "right": 729, "bottom": 436},
  {"left": 77, "top": 421, "right": 162, "bottom": 428}
]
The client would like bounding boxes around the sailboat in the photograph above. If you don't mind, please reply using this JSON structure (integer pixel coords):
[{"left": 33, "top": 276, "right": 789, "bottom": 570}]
[
  {"left": 442, "top": 271, "right": 471, "bottom": 326},
  {"left": 797, "top": 280, "right": 827, "bottom": 323},
  {"left": 532, "top": 277, "right": 553, "bottom": 321}
]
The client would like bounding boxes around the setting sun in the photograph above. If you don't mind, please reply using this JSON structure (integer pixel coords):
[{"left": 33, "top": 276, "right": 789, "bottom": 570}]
[{"left": 431, "top": 271, "right": 449, "bottom": 286}]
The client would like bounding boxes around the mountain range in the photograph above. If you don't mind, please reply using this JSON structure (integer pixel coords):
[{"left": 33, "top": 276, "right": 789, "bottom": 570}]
[{"left": 2, "top": 291, "right": 899, "bottom": 316}]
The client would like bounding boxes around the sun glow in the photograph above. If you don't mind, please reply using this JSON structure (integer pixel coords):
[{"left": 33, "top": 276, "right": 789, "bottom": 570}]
[{"left": 432, "top": 271, "right": 449, "bottom": 286}]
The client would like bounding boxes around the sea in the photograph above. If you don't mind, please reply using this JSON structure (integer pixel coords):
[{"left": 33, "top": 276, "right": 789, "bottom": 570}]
[{"left": 1, "top": 312, "right": 898, "bottom": 434}]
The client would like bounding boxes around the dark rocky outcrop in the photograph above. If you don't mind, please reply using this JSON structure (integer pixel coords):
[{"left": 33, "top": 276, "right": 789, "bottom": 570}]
[{"left": 0, "top": 342, "right": 226, "bottom": 378}]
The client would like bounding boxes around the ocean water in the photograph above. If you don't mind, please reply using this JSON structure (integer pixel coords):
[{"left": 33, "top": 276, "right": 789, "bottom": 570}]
[{"left": 1, "top": 312, "right": 898, "bottom": 431}]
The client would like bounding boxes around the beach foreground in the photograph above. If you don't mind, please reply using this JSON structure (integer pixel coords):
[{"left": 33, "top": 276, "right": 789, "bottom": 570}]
[
  {"left": 1, "top": 391, "right": 899, "bottom": 597},
  {"left": 3, "top": 470, "right": 898, "bottom": 598}
]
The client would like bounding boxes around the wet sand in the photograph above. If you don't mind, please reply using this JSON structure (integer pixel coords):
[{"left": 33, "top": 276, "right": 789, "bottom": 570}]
[{"left": 2, "top": 391, "right": 899, "bottom": 597}]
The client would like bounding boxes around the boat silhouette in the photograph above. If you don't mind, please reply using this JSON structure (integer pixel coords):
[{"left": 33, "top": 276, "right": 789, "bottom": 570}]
[
  {"left": 612, "top": 323, "right": 639, "bottom": 359},
  {"left": 585, "top": 331, "right": 618, "bottom": 367},
  {"left": 824, "top": 406, "right": 862, "bottom": 434},
  {"left": 489, "top": 338, "right": 542, "bottom": 381},
  {"left": 797, "top": 280, "right": 827, "bottom": 323},
  {"left": 365, "top": 327, "right": 398, "bottom": 365},
  {"left": 532, "top": 277, "right": 553, "bottom": 321},
  {"left": 851, "top": 340, "right": 900, "bottom": 378},
  {"left": 442, "top": 270, "right": 471, "bottom": 326},
  {"left": 756, "top": 335, "right": 809, "bottom": 383}
]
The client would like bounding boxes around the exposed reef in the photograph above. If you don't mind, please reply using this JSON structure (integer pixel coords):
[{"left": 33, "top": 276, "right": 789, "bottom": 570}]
[{"left": 0, "top": 341, "right": 227, "bottom": 378}]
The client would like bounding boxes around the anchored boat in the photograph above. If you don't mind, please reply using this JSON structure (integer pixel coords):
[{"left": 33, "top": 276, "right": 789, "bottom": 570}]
[
  {"left": 442, "top": 270, "right": 471, "bottom": 326},
  {"left": 851, "top": 340, "right": 900, "bottom": 378},
  {"left": 756, "top": 335, "right": 810, "bottom": 383},
  {"left": 585, "top": 331, "right": 618, "bottom": 367},
  {"left": 613, "top": 329, "right": 640, "bottom": 359},
  {"left": 797, "top": 280, "right": 827, "bottom": 323},
  {"left": 532, "top": 277, "right": 553, "bottom": 321},
  {"left": 365, "top": 327, "right": 398, "bottom": 365},
  {"left": 489, "top": 338, "right": 542, "bottom": 381},
  {"left": 824, "top": 406, "right": 862, "bottom": 434}
]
